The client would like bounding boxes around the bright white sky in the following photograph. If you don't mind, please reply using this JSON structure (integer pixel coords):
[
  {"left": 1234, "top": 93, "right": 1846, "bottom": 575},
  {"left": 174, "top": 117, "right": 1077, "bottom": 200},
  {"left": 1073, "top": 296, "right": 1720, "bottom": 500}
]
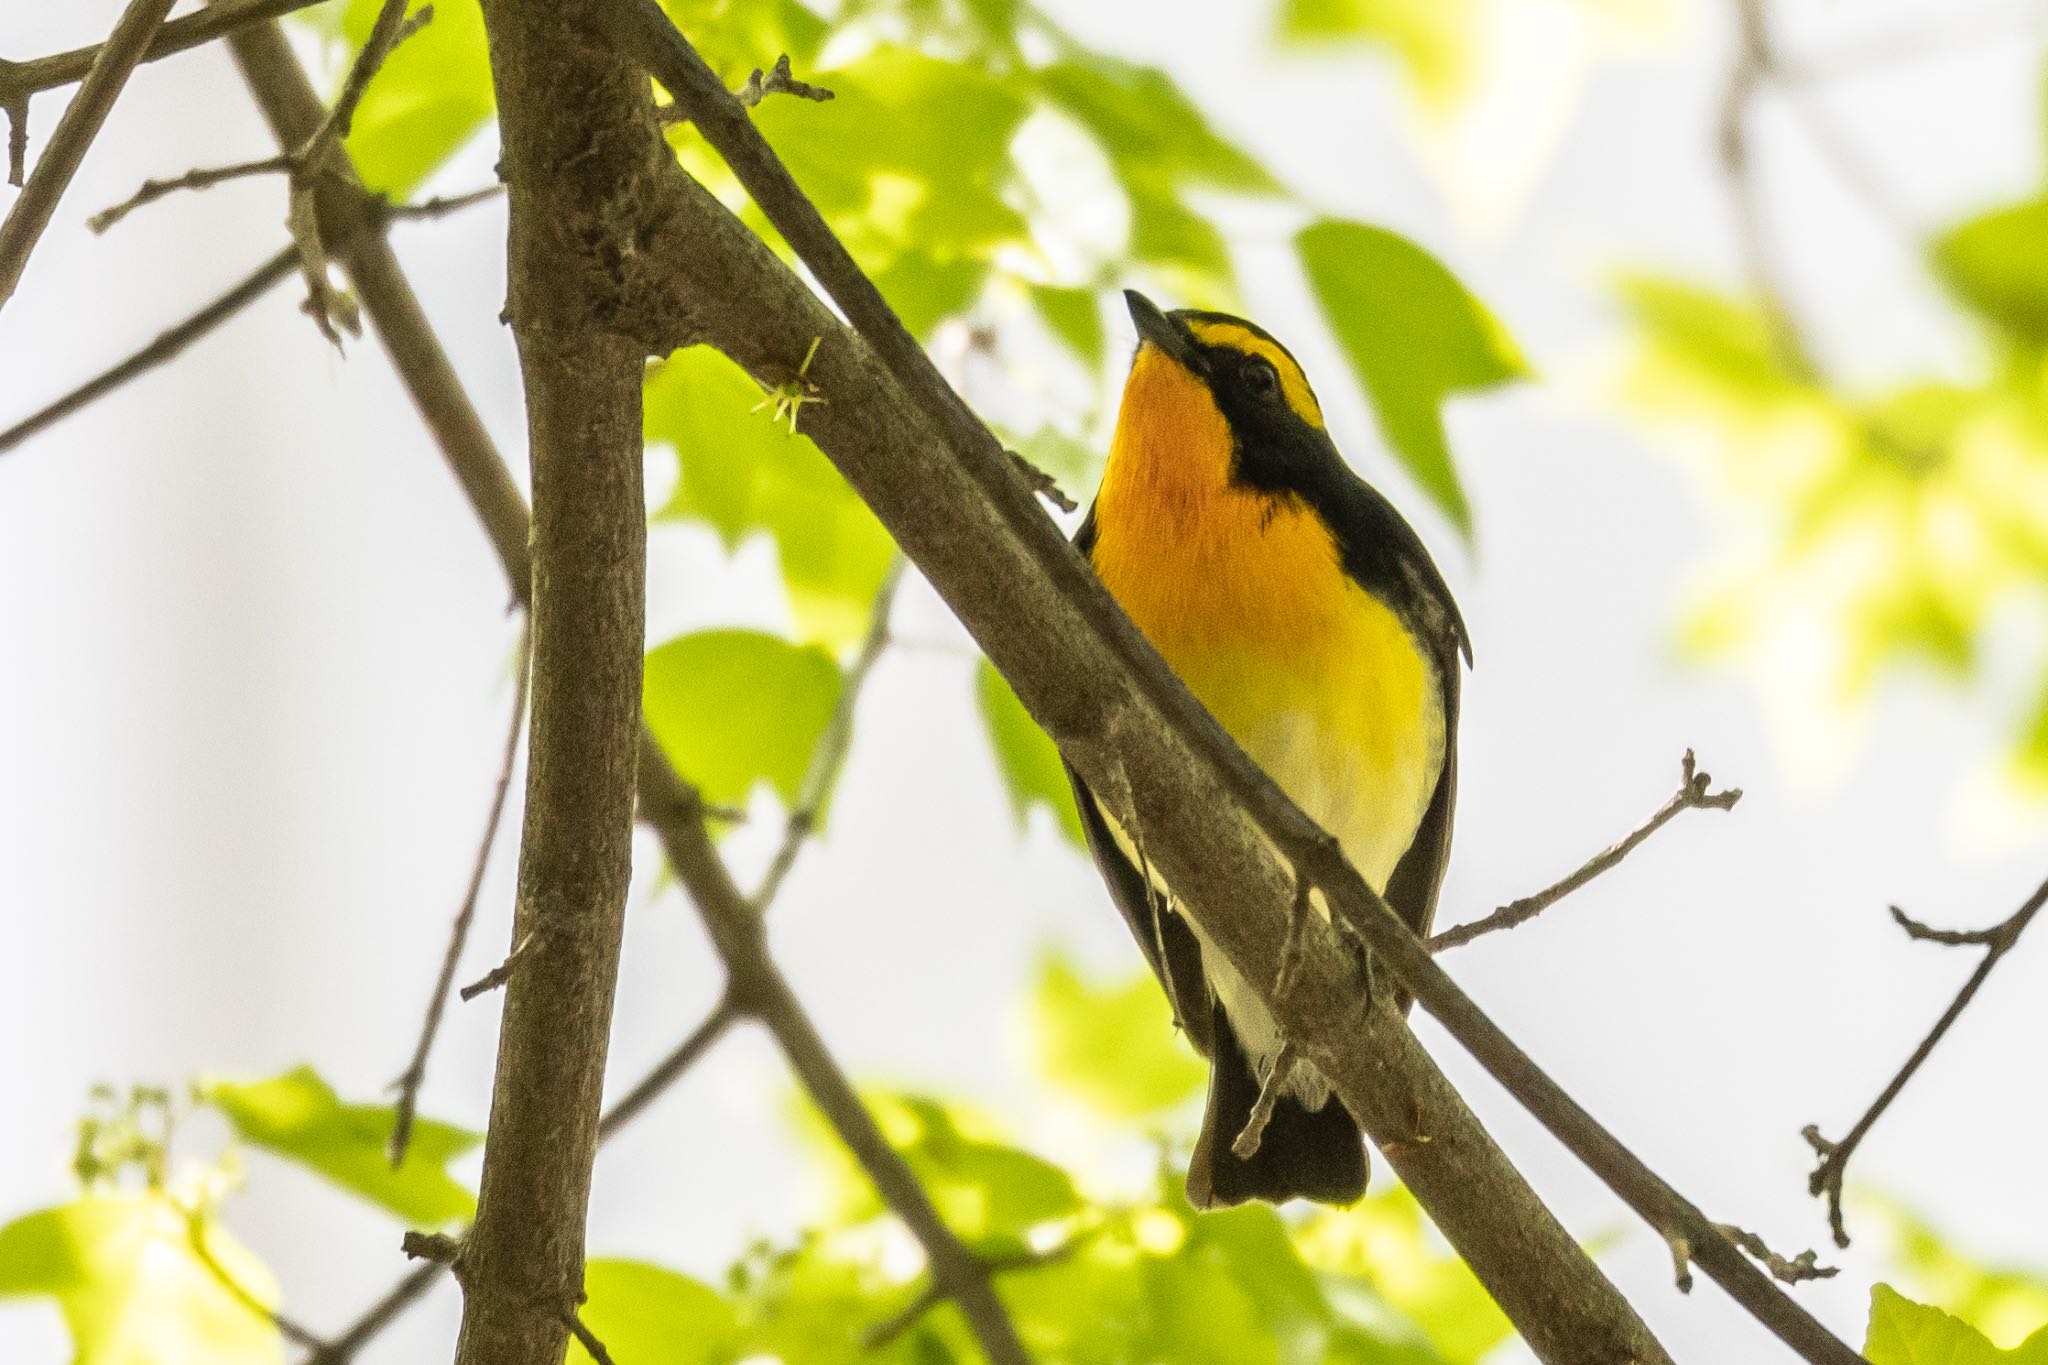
[{"left": 3, "top": 1, "right": 2046, "bottom": 1362}]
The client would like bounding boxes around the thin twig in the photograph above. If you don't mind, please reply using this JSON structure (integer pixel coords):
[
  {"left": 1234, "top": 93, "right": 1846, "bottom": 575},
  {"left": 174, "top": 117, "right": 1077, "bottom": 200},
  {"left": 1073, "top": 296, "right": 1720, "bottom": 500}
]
[
  {"left": 656, "top": 52, "right": 832, "bottom": 124},
  {"left": 1719, "top": 0, "right": 1821, "bottom": 382},
  {"left": 457, "top": 927, "right": 538, "bottom": 1001},
  {"left": 0, "top": 0, "right": 176, "bottom": 307},
  {"left": 388, "top": 626, "right": 531, "bottom": 1167},
  {"left": 1430, "top": 750, "right": 1740, "bottom": 951},
  {"left": 864, "top": 1237, "right": 1085, "bottom": 1350},
  {"left": 0, "top": 246, "right": 297, "bottom": 455},
  {"left": 301, "top": 998, "right": 741, "bottom": 1365},
  {"left": 1008, "top": 449, "right": 1077, "bottom": 513},
  {"left": 0, "top": 183, "right": 498, "bottom": 461},
  {"left": 735, "top": 54, "right": 833, "bottom": 109},
  {"left": 186, "top": 1204, "right": 332, "bottom": 1351},
  {"left": 749, "top": 558, "right": 905, "bottom": 911},
  {"left": 1230, "top": 1041, "right": 1298, "bottom": 1160},
  {"left": 1713, "top": 1223, "right": 1839, "bottom": 1286},
  {"left": 562, "top": 1303, "right": 617, "bottom": 1365},
  {"left": 89, "top": 155, "right": 290, "bottom": 233},
  {"left": 0, "top": 0, "right": 329, "bottom": 108},
  {"left": 1803, "top": 875, "right": 2048, "bottom": 1247}
]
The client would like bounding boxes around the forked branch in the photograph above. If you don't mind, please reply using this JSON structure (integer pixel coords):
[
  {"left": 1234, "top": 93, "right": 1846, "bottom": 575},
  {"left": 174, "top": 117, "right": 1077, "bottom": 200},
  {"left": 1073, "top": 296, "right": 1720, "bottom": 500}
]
[{"left": 1803, "top": 875, "right": 2048, "bottom": 1247}]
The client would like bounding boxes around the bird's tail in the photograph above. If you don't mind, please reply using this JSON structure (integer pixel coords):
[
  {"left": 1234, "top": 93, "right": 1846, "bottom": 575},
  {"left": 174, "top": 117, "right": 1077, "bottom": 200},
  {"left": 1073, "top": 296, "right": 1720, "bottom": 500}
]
[{"left": 1185, "top": 996, "right": 1367, "bottom": 1209}]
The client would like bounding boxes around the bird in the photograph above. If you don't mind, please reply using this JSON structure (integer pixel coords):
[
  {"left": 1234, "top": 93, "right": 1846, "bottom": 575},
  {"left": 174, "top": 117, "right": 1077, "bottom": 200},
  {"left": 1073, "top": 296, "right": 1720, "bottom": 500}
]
[{"left": 1066, "top": 290, "right": 1470, "bottom": 1209}]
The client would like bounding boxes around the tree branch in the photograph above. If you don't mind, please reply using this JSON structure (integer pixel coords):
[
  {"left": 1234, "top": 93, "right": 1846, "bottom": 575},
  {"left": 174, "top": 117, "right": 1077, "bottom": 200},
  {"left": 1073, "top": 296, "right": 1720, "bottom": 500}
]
[
  {"left": 1803, "top": 874, "right": 2048, "bottom": 1247},
  {"left": 0, "top": 183, "right": 500, "bottom": 460},
  {"left": 750, "top": 556, "right": 903, "bottom": 911},
  {"left": 225, "top": 20, "right": 1029, "bottom": 1365},
  {"left": 0, "top": 0, "right": 328, "bottom": 109},
  {"left": 0, "top": 245, "right": 297, "bottom": 455},
  {"left": 587, "top": 6, "right": 1863, "bottom": 1359},
  {"left": 0, "top": 0, "right": 175, "bottom": 307},
  {"left": 444, "top": 3, "right": 650, "bottom": 1360},
  {"left": 1429, "top": 750, "right": 1741, "bottom": 951},
  {"left": 388, "top": 625, "right": 530, "bottom": 1168}
]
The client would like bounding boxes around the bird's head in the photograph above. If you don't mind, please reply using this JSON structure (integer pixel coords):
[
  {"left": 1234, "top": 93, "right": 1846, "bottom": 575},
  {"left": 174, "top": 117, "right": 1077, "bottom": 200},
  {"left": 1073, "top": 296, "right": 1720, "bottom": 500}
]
[{"left": 1111, "top": 290, "right": 1338, "bottom": 502}]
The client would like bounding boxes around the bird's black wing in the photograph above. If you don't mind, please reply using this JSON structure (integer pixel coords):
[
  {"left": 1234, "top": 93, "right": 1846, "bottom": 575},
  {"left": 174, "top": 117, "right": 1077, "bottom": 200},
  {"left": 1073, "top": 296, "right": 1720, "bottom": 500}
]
[{"left": 1067, "top": 501, "right": 1215, "bottom": 1057}]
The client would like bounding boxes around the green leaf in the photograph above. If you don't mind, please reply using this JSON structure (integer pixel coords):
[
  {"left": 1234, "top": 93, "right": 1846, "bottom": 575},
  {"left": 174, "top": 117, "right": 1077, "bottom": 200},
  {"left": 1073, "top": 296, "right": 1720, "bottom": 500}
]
[
  {"left": 336, "top": 0, "right": 495, "bottom": 197},
  {"left": 1613, "top": 272, "right": 1799, "bottom": 398},
  {"left": 572, "top": 1260, "right": 741, "bottom": 1365},
  {"left": 1298, "top": 1187, "right": 1513, "bottom": 1364},
  {"left": 1297, "top": 218, "right": 1525, "bottom": 535},
  {"left": 199, "top": 1067, "right": 477, "bottom": 1226},
  {"left": 975, "top": 658, "right": 1084, "bottom": 847},
  {"left": 800, "top": 1092, "right": 1081, "bottom": 1255},
  {"left": 1859, "top": 1196, "right": 2048, "bottom": 1354},
  {"left": 1867, "top": 1284, "right": 2048, "bottom": 1363},
  {"left": 753, "top": 45, "right": 1029, "bottom": 259},
  {"left": 1029, "top": 953, "right": 1203, "bottom": 1118},
  {"left": 1935, "top": 198, "right": 2048, "bottom": 346},
  {"left": 643, "top": 629, "right": 843, "bottom": 808},
  {"left": 1034, "top": 57, "right": 1278, "bottom": 195},
  {"left": 0, "top": 1195, "right": 282, "bottom": 1365},
  {"left": 645, "top": 347, "right": 895, "bottom": 647},
  {"left": 1031, "top": 285, "right": 1108, "bottom": 369},
  {"left": 1275, "top": 0, "right": 1485, "bottom": 110},
  {"left": 661, "top": 0, "right": 831, "bottom": 79},
  {"left": 870, "top": 249, "right": 991, "bottom": 341}
]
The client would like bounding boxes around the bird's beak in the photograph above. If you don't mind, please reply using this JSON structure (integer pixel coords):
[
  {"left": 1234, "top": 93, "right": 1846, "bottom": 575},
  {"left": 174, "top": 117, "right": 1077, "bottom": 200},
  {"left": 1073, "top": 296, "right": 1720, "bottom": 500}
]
[{"left": 1124, "top": 289, "right": 1204, "bottom": 374}]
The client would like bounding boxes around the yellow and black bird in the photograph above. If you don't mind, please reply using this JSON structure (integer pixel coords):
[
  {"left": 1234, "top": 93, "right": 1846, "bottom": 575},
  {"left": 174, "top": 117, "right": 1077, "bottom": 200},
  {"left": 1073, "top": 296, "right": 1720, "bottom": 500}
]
[{"left": 1069, "top": 291, "right": 1470, "bottom": 1209}]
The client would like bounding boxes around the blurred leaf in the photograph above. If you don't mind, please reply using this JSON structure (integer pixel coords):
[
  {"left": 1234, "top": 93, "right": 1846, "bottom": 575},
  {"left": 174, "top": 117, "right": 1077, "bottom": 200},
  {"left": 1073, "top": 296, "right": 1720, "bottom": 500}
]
[
  {"left": 335, "top": 0, "right": 494, "bottom": 197},
  {"left": 645, "top": 347, "right": 895, "bottom": 647},
  {"left": 1275, "top": 0, "right": 1483, "bottom": 108},
  {"left": 868, "top": 1094, "right": 1082, "bottom": 1253},
  {"left": 1031, "top": 285, "right": 1108, "bottom": 369},
  {"left": 199, "top": 1067, "right": 476, "bottom": 1226},
  {"left": 1034, "top": 56, "right": 1278, "bottom": 194},
  {"left": 1614, "top": 272, "right": 1803, "bottom": 403},
  {"left": 870, "top": 249, "right": 991, "bottom": 341},
  {"left": 754, "top": 45, "right": 1029, "bottom": 259},
  {"left": 1867, "top": 1284, "right": 2048, "bottom": 1363},
  {"left": 643, "top": 629, "right": 843, "bottom": 809},
  {"left": 1297, "top": 1187, "right": 1511, "bottom": 1365},
  {"left": 1935, "top": 198, "right": 2048, "bottom": 346},
  {"left": 572, "top": 1259, "right": 741, "bottom": 1365},
  {"left": 1029, "top": 954, "right": 1203, "bottom": 1118},
  {"left": 0, "top": 1195, "right": 281, "bottom": 1365},
  {"left": 662, "top": 0, "right": 831, "bottom": 80},
  {"left": 729, "top": 1232, "right": 977, "bottom": 1364},
  {"left": 1005, "top": 423, "right": 1102, "bottom": 491},
  {"left": 975, "top": 658, "right": 1085, "bottom": 847},
  {"left": 1298, "top": 218, "right": 1525, "bottom": 534}
]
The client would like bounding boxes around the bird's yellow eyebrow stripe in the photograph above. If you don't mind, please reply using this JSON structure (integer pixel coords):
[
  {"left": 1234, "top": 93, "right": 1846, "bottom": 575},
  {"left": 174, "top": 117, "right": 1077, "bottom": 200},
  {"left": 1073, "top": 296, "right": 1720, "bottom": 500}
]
[{"left": 1185, "top": 319, "right": 1325, "bottom": 429}]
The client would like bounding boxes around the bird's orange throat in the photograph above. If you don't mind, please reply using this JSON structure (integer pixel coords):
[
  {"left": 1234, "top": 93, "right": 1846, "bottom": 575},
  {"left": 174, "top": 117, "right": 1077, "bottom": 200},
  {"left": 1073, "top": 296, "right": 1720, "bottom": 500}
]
[{"left": 1091, "top": 345, "right": 1351, "bottom": 669}]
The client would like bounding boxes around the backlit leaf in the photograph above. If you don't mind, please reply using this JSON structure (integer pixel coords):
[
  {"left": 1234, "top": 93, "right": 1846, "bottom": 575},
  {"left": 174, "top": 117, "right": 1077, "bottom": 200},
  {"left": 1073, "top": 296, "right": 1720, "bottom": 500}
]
[
  {"left": 1298, "top": 218, "right": 1525, "bottom": 535},
  {"left": 1031, "top": 285, "right": 1108, "bottom": 369},
  {"left": 1866, "top": 1284, "right": 2048, "bottom": 1364},
  {"left": 645, "top": 347, "right": 895, "bottom": 647},
  {"left": 571, "top": 1260, "right": 740, "bottom": 1365},
  {"left": 975, "top": 658, "right": 1084, "bottom": 847},
  {"left": 335, "top": 0, "right": 494, "bottom": 197},
  {"left": 1935, "top": 198, "right": 2048, "bottom": 346},
  {"left": 1029, "top": 953, "right": 1203, "bottom": 1118},
  {"left": 643, "top": 629, "right": 842, "bottom": 808},
  {"left": 0, "top": 1195, "right": 281, "bottom": 1365},
  {"left": 199, "top": 1067, "right": 476, "bottom": 1226}
]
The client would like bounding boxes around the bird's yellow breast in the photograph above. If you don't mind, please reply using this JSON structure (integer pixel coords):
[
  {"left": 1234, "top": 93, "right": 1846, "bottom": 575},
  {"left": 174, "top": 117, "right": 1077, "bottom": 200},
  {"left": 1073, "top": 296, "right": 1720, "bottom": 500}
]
[{"left": 1091, "top": 346, "right": 1443, "bottom": 893}]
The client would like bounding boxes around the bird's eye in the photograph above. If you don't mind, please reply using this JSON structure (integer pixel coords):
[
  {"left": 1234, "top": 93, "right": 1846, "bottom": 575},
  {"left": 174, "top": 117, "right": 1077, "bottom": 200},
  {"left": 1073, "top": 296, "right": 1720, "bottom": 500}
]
[{"left": 1243, "top": 357, "right": 1281, "bottom": 398}]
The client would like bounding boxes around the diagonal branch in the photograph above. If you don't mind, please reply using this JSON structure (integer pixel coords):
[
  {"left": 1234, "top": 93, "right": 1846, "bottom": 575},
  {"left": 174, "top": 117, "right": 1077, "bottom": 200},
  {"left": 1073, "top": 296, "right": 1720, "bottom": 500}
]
[
  {"left": 0, "top": 183, "right": 501, "bottom": 461},
  {"left": 0, "top": 0, "right": 175, "bottom": 306},
  {"left": 388, "top": 625, "right": 530, "bottom": 1167},
  {"left": 1430, "top": 749, "right": 1741, "bottom": 951},
  {"left": 0, "top": 0, "right": 328, "bottom": 109},
  {"left": 1803, "top": 874, "right": 2048, "bottom": 1248},
  {"left": 590, "top": 6, "right": 1862, "bottom": 1359}
]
